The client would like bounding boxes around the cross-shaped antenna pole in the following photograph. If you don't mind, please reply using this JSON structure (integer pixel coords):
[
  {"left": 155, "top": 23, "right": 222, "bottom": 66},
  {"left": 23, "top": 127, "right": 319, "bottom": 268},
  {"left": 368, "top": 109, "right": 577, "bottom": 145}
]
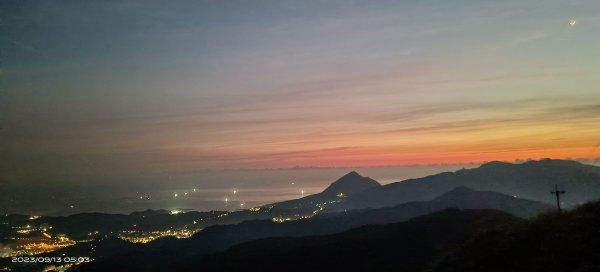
[{"left": 551, "top": 184, "right": 566, "bottom": 213}]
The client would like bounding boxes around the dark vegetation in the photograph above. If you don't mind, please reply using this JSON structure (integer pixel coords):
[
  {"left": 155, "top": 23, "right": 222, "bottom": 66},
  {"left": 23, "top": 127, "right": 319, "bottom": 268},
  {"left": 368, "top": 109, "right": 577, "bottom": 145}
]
[
  {"left": 3, "top": 160, "right": 600, "bottom": 272},
  {"left": 433, "top": 201, "right": 600, "bottom": 272},
  {"left": 82, "top": 200, "right": 600, "bottom": 272},
  {"left": 179, "top": 208, "right": 521, "bottom": 272},
  {"left": 70, "top": 187, "right": 549, "bottom": 271}
]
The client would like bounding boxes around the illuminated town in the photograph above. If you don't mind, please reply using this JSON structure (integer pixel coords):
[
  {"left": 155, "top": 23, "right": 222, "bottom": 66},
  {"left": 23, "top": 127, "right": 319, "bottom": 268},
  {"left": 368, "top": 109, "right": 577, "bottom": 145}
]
[
  {"left": 0, "top": 185, "right": 352, "bottom": 272},
  {"left": 4, "top": 0, "right": 600, "bottom": 271},
  {"left": 1, "top": 195, "right": 347, "bottom": 260},
  {"left": 117, "top": 228, "right": 198, "bottom": 244},
  {"left": 2, "top": 218, "right": 76, "bottom": 257}
]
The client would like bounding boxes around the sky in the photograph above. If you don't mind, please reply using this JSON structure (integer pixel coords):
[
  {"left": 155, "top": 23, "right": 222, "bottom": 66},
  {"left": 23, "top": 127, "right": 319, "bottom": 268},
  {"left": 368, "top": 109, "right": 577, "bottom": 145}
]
[{"left": 2, "top": 0, "right": 600, "bottom": 189}]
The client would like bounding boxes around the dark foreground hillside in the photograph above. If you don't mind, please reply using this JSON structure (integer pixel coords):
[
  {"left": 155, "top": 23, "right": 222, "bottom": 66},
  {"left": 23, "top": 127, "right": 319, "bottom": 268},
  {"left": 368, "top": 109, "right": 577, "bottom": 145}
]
[
  {"left": 150, "top": 201, "right": 599, "bottom": 272},
  {"left": 68, "top": 188, "right": 545, "bottom": 272},
  {"left": 432, "top": 201, "right": 600, "bottom": 272},
  {"left": 176, "top": 209, "right": 521, "bottom": 272},
  {"left": 187, "top": 201, "right": 600, "bottom": 272}
]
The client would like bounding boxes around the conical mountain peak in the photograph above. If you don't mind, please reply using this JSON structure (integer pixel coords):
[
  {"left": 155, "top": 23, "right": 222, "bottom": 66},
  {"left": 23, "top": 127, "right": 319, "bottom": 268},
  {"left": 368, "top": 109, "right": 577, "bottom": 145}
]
[{"left": 322, "top": 171, "right": 381, "bottom": 196}]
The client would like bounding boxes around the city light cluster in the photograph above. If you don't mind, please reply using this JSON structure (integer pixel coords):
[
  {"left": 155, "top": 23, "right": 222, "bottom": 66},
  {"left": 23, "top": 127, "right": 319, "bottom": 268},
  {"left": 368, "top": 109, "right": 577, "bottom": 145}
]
[
  {"left": 272, "top": 217, "right": 292, "bottom": 223},
  {"left": 118, "top": 228, "right": 200, "bottom": 244}
]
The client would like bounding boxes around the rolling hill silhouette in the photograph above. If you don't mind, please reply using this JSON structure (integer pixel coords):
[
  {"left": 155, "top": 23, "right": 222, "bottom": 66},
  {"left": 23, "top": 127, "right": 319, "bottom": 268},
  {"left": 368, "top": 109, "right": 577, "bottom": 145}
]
[
  {"left": 71, "top": 187, "right": 548, "bottom": 271},
  {"left": 163, "top": 209, "right": 523, "bottom": 272},
  {"left": 5, "top": 161, "right": 597, "bottom": 272},
  {"left": 171, "top": 200, "right": 600, "bottom": 272},
  {"left": 74, "top": 199, "right": 600, "bottom": 272},
  {"left": 334, "top": 159, "right": 600, "bottom": 211},
  {"left": 432, "top": 200, "right": 600, "bottom": 272},
  {"left": 268, "top": 171, "right": 380, "bottom": 210}
]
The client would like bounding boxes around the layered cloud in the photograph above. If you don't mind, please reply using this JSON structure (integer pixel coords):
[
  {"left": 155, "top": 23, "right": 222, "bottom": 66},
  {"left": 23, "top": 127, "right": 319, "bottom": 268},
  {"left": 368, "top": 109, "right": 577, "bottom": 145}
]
[{"left": 2, "top": 0, "right": 600, "bottom": 184}]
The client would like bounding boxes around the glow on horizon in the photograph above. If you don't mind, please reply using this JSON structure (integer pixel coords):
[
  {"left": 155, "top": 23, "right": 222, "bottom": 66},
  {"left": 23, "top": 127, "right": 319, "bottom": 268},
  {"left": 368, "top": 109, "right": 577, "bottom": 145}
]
[{"left": 2, "top": 0, "right": 600, "bottom": 183}]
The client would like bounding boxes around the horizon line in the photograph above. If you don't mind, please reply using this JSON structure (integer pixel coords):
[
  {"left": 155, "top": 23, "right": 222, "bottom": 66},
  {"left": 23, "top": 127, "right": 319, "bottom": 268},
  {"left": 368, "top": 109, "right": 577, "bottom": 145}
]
[{"left": 186, "top": 157, "right": 600, "bottom": 172}]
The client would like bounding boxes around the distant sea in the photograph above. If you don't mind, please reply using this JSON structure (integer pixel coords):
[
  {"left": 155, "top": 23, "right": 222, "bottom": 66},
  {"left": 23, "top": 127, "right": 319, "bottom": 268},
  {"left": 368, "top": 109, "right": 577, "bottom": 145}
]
[{"left": 3, "top": 164, "right": 478, "bottom": 215}]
